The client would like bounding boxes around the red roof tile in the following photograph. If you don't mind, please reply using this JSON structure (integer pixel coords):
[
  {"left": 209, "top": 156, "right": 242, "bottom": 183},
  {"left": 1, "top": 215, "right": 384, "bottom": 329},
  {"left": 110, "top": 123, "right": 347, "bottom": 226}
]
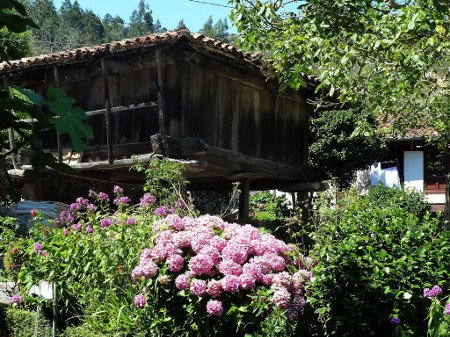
[{"left": 0, "top": 30, "right": 264, "bottom": 73}]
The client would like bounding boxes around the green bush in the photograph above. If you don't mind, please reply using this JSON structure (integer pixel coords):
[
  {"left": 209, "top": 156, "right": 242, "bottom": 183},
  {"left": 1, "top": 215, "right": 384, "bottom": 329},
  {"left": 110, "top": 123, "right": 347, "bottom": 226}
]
[
  {"left": 364, "top": 184, "right": 431, "bottom": 218},
  {"left": 2, "top": 307, "right": 51, "bottom": 337},
  {"left": 250, "top": 191, "right": 291, "bottom": 221},
  {"left": 62, "top": 324, "right": 107, "bottom": 337},
  {"left": 310, "top": 186, "right": 450, "bottom": 337}
]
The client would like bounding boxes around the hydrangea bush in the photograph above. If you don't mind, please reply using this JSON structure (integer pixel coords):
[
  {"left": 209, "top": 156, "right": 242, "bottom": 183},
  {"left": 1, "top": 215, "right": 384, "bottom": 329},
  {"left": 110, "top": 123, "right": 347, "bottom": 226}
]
[
  {"left": 14, "top": 159, "right": 313, "bottom": 336},
  {"left": 131, "top": 213, "right": 313, "bottom": 335}
]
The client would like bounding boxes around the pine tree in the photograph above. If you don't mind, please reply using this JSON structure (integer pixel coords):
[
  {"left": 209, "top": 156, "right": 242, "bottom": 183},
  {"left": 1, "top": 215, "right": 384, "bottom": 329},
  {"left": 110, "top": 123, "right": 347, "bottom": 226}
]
[
  {"left": 176, "top": 19, "right": 187, "bottom": 30},
  {"left": 128, "top": 0, "right": 154, "bottom": 37},
  {"left": 103, "top": 14, "right": 126, "bottom": 42},
  {"left": 25, "top": 0, "right": 59, "bottom": 54}
]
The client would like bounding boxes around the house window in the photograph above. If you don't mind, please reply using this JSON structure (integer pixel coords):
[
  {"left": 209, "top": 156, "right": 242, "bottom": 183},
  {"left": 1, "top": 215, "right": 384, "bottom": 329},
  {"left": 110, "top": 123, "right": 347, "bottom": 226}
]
[{"left": 403, "top": 151, "right": 424, "bottom": 192}]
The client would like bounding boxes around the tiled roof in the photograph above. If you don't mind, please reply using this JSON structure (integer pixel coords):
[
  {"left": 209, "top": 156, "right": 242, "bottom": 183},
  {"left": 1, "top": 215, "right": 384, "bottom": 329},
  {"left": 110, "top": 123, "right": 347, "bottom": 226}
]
[{"left": 0, "top": 29, "right": 318, "bottom": 85}]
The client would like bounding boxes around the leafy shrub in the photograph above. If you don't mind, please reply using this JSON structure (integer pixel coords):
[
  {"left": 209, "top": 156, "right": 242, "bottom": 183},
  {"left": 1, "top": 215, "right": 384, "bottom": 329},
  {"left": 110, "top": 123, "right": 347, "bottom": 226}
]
[
  {"left": 424, "top": 285, "right": 450, "bottom": 337},
  {"left": 309, "top": 187, "right": 450, "bottom": 337},
  {"left": 15, "top": 159, "right": 312, "bottom": 336},
  {"left": 364, "top": 184, "right": 431, "bottom": 218},
  {"left": 61, "top": 324, "right": 107, "bottom": 337},
  {"left": 309, "top": 108, "right": 386, "bottom": 187},
  {"left": 130, "top": 214, "right": 313, "bottom": 336},
  {"left": 250, "top": 191, "right": 291, "bottom": 221},
  {"left": 1, "top": 307, "right": 51, "bottom": 337}
]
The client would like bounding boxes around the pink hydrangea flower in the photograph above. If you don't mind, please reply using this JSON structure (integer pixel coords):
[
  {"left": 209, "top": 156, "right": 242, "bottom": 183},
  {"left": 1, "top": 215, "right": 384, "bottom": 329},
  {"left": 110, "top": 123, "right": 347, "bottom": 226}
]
[
  {"left": 445, "top": 303, "right": 450, "bottom": 316},
  {"left": 85, "top": 226, "right": 94, "bottom": 234},
  {"left": 113, "top": 185, "right": 123, "bottom": 195},
  {"left": 134, "top": 294, "right": 146, "bottom": 308},
  {"left": 222, "top": 275, "right": 240, "bottom": 293},
  {"left": 190, "top": 279, "right": 207, "bottom": 296},
  {"left": 141, "top": 261, "right": 158, "bottom": 278},
  {"left": 206, "top": 300, "right": 224, "bottom": 316},
  {"left": 206, "top": 280, "right": 223, "bottom": 297},
  {"left": 11, "top": 294, "right": 22, "bottom": 304},
  {"left": 71, "top": 223, "right": 82, "bottom": 232},
  {"left": 222, "top": 244, "right": 248, "bottom": 265},
  {"left": 189, "top": 254, "right": 215, "bottom": 274},
  {"left": 166, "top": 254, "right": 184, "bottom": 272},
  {"left": 175, "top": 274, "right": 190, "bottom": 290},
  {"left": 140, "top": 193, "right": 156, "bottom": 207},
  {"left": 271, "top": 288, "right": 291, "bottom": 309},
  {"left": 126, "top": 217, "right": 136, "bottom": 225},
  {"left": 100, "top": 218, "right": 112, "bottom": 228},
  {"left": 239, "top": 273, "right": 256, "bottom": 290},
  {"left": 218, "top": 260, "right": 242, "bottom": 276}
]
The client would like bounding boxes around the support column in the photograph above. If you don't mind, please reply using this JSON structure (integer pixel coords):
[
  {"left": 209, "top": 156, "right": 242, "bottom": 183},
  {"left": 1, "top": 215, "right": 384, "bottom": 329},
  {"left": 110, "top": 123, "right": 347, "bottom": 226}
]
[
  {"left": 4, "top": 77, "right": 18, "bottom": 169},
  {"left": 445, "top": 174, "right": 449, "bottom": 222},
  {"left": 238, "top": 179, "right": 250, "bottom": 222},
  {"left": 101, "top": 58, "right": 114, "bottom": 164},
  {"left": 155, "top": 50, "right": 169, "bottom": 156},
  {"left": 53, "top": 66, "right": 63, "bottom": 163}
]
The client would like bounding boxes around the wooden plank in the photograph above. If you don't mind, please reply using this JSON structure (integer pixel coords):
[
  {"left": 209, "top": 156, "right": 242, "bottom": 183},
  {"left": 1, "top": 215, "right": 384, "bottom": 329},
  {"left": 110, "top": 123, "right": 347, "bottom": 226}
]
[
  {"left": 4, "top": 77, "right": 18, "bottom": 169},
  {"left": 238, "top": 178, "right": 250, "bottom": 221},
  {"left": 100, "top": 58, "right": 114, "bottom": 164},
  {"left": 445, "top": 174, "right": 449, "bottom": 221},
  {"left": 53, "top": 66, "right": 64, "bottom": 163},
  {"left": 85, "top": 102, "right": 158, "bottom": 116},
  {"left": 155, "top": 50, "right": 169, "bottom": 155}
]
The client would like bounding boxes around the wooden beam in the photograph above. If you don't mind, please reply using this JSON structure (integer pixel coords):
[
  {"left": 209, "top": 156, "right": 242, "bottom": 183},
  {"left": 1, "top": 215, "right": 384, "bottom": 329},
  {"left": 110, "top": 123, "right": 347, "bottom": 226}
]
[
  {"left": 150, "top": 134, "right": 208, "bottom": 157},
  {"left": 238, "top": 178, "right": 250, "bottom": 222},
  {"left": 445, "top": 174, "right": 449, "bottom": 221},
  {"left": 4, "top": 77, "right": 18, "bottom": 169},
  {"left": 155, "top": 50, "right": 169, "bottom": 155},
  {"left": 85, "top": 102, "right": 158, "bottom": 117},
  {"left": 100, "top": 58, "right": 114, "bottom": 164},
  {"left": 53, "top": 65, "right": 63, "bottom": 163}
]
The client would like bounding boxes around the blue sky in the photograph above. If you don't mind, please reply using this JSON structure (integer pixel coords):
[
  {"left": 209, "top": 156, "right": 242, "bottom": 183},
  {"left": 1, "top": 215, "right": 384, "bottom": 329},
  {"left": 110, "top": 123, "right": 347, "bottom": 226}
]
[{"left": 53, "top": 0, "right": 235, "bottom": 33}]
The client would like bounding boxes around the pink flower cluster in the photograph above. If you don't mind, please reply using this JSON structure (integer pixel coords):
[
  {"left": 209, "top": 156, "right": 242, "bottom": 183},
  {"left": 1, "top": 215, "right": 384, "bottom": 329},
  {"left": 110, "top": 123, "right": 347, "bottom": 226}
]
[
  {"left": 132, "top": 214, "right": 311, "bottom": 318},
  {"left": 424, "top": 285, "right": 443, "bottom": 298}
]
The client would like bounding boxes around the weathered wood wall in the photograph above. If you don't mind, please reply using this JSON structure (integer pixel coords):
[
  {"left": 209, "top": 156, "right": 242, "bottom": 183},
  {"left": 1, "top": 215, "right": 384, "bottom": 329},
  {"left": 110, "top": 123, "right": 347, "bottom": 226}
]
[{"left": 10, "top": 45, "right": 310, "bottom": 167}]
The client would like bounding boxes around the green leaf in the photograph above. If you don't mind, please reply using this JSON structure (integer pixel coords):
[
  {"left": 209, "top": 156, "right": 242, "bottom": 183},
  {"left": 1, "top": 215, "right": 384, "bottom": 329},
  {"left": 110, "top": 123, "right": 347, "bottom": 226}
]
[{"left": 47, "top": 86, "right": 93, "bottom": 152}]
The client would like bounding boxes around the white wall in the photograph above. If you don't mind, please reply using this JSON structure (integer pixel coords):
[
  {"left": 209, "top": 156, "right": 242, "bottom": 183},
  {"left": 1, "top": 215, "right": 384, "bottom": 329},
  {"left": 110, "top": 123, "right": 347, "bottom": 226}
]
[
  {"left": 403, "top": 151, "right": 424, "bottom": 192},
  {"left": 426, "top": 194, "right": 446, "bottom": 204}
]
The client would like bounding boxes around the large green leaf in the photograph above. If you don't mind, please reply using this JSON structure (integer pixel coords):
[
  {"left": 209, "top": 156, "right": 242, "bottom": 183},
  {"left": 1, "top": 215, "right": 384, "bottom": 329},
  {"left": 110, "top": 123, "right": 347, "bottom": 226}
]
[{"left": 47, "top": 86, "right": 93, "bottom": 153}]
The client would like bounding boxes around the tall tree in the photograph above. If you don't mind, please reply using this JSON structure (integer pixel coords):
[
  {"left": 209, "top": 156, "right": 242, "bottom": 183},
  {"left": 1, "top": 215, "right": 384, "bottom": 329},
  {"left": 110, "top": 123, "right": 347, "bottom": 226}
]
[
  {"left": 230, "top": 1, "right": 450, "bottom": 142},
  {"left": 128, "top": 0, "right": 154, "bottom": 37},
  {"left": 24, "top": 0, "right": 59, "bottom": 54},
  {"left": 81, "top": 10, "right": 105, "bottom": 45},
  {"left": 103, "top": 14, "right": 126, "bottom": 41},
  {"left": 176, "top": 19, "right": 187, "bottom": 30},
  {"left": 200, "top": 15, "right": 233, "bottom": 42},
  {"left": 200, "top": 15, "right": 214, "bottom": 37}
]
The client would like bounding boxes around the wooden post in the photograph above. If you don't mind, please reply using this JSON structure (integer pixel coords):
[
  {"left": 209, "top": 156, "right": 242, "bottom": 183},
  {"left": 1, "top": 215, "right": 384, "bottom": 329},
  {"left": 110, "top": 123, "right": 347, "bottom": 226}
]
[
  {"left": 53, "top": 66, "right": 64, "bottom": 163},
  {"left": 155, "top": 50, "right": 169, "bottom": 156},
  {"left": 445, "top": 174, "right": 450, "bottom": 222},
  {"left": 4, "top": 77, "right": 18, "bottom": 169},
  {"left": 238, "top": 179, "right": 250, "bottom": 222},
  {"left": 101, "top": 58, "right": 114, "bottom": 164}
]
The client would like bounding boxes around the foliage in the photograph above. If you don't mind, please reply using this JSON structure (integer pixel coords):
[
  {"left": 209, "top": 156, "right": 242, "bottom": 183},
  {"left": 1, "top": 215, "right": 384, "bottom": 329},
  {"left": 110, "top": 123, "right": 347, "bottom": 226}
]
[
  {"left": 61, "top": 324, "right": 107, "bottom": 337},
  {"left": 0, "top": 215, "right": 28, "bottom": 282},
  {"left": 309, "top": 186, "right": 450, "bottom": 336},
  {"left": 0, "top": 0, "right": 93, "bottom": 183},
  {"left": 364, "top": 184, "right": 431, "bottom": 218},
  {"left": 230, "top": 0, "right": 450, "bottom": 144},
  {"left": 249, "top": 191, "right": 291, "bottom": 221},
  {"left": 11, "top": 160, "right": 312, "bottom": 336},
  {"left": 129, "top": 213, "right": 312, "bottom": 336},
  {"left": 133, "top": 158, "right": 193, "bottom": 214},
  {"left": 425, "top": 288, "right": 450, "bottom": 337},
  {"left": 0, "top": 307, "right": 51, "bottom": 337},
  {"left": 309, "top": 108, "right": 386, "bottom": 187},
  {"left": 200, "top": 15, "right": 236, "bottom": 42}
]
